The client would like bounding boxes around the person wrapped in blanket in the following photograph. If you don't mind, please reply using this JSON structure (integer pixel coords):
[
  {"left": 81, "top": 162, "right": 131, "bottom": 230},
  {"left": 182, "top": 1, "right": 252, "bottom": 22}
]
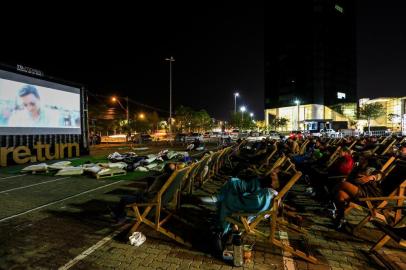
[
  {"left": 332, "top": 152, "right": 383, "bottom": 230},
  {"left": 198, "top": 166, "right": 280, "bottom": 257}
]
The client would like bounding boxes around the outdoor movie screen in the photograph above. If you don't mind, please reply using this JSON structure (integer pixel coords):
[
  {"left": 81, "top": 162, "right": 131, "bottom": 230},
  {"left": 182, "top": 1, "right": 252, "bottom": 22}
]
[{"left": 0, "top": 69, "right": 81, "bottom": 135}]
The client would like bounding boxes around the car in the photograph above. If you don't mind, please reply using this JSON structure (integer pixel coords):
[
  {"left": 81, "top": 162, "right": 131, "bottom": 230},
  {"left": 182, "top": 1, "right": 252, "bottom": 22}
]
[
  {"left": 210, "top": 131, "right": 221, "bottom": 138},
  {"left": 320, "top": 129, "right": 340, "bottom": 137},
  {"left": 268, "top": 132, "right": 282, "bottom": 140},
  {"left": 175, "top": 133, "right": 187, "bottom": 142},
  {"left": 203, "top": 132, "right": 212, "bottom": 138},
  {"left": 184, "top": 132, "right": 203, "bottom": 143}
]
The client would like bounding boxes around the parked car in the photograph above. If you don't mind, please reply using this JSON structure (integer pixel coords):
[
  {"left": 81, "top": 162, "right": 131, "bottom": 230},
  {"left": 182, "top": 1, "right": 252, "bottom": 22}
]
[
  {"left": 175, "top": 133, "right": 187, "bottom": 142},
  {"left": 184, "top": 133, "right": 203, "bottom": 143},
  {"left": 268, "top": 132, "right": 282, "bottom": 140}
]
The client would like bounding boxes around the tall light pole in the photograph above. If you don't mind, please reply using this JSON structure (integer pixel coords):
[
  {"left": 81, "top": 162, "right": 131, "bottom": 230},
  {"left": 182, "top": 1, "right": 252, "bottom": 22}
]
[
  {"left": 240, "top": 106, "right": 246, "bottom": 121},
  {"left": 165, "top": 56, "right": 175, "bottom": 134},
  {"left": 234, "top": 92, "right": 239, "bottom": 113},
  {"left": 294, "top": 99, "right": 300, "bottom": 130}
]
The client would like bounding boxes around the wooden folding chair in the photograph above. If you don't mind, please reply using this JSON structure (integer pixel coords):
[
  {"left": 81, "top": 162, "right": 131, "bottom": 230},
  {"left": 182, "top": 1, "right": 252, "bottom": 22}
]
[
  {"left": 225, "top": 171, "right": 318, "bottom": 263},
  {"left": 126, "top": 166, "right": 193, "bottom": 247},
  {"left": 368, "top": 215, "right": 406, "bottom": 269},
  {"left": 299, "top": 139, "right": 309, "bottom": 155},
  {"left": 344, "top": 157, "right": 401, "bottom": 232}
]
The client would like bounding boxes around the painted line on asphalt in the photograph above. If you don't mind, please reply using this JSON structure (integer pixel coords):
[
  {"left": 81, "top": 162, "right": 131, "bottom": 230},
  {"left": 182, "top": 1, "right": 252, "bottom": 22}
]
[
  {"left": 0, "top": 180, "right": 123, "bottom": 223},
  {"left": 58, "top": 223, "right": 131, "bottom": 270},
  {"left": 0, "top": 174, "right": 27, "bottom": 181},
  {"left": 0, "top": 177, "right": 71, "bottom": 194},
  {"left": 279, "top": 230, "right": 296, "bottom": 270}
]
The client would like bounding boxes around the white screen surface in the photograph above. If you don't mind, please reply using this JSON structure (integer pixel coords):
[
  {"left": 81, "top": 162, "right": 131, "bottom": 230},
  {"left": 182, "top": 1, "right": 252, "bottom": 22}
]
[{"left": 0, "top": 69, "right": 81, "bottom": 135}]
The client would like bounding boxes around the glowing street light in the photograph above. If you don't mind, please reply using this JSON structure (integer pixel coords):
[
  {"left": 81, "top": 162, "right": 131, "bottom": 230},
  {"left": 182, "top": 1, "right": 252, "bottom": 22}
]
[
  {"left": 139, "top": 113, "right": 145, "bottom": 120},
  {"left": 112, "top": 96, "right": 129, "bottom": 124},
  {"left": 234, "top": 92, "right": 239, "bottom": 113},
  {"left": 240, "top": 106, "right": 246, "bottom": 121},
  {"left": 294, "top": 99, "right": 300, "bottom": 130}
]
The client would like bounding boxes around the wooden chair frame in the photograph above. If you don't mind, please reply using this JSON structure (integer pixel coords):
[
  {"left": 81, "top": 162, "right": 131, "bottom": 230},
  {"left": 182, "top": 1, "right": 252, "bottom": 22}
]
[
  {"left": 224, "top": 171, "right": 318, "bottom": 264},
  {"left": 126, "top": 166, "right": 193, "bottom": 247}
]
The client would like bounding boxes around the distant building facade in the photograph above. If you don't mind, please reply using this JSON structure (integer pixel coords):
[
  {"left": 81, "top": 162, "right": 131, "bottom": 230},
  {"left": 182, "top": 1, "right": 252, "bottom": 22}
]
[{"left": 265, "top": 0, "right": 357, "bottom": 131}]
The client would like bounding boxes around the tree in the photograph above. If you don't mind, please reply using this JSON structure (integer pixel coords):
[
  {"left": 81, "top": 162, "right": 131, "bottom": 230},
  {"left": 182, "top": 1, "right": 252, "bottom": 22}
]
[
  {"left": 192, "top": 110, "right": 212, "bottom": 132},
  {"left": 269, "top": 117, "right": 289, "bottom": 131},
  {"left": 359, "top": 103, "right": 385, "bottom": 134},
  {"left": 149, "top": 111, "right": 160, "bottom": 132},
  {"left": 388, "top": 113, "right": 400, "bottom": 131},
  {"left": 175, "top": 106, "right": 194, "bottom": 132}
]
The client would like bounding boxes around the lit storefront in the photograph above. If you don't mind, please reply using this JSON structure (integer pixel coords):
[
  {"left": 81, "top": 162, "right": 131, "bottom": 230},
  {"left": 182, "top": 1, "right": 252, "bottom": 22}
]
[{"left": 265, "top": 97, "right": 406, "bottom": 134}]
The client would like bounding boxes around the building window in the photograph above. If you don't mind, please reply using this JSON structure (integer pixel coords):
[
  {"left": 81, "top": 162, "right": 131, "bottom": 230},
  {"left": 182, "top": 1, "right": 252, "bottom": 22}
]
[{"left": 337, "top": 92, "right": 346, "bottom": 99}]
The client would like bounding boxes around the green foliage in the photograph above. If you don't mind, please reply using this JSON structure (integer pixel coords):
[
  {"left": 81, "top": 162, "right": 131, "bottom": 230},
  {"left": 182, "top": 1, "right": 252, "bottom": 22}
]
[
  {"left": 268, "top": 117, "right": 289, "bottom": 131},
  {"left": 229, "top": 111, "right": 256, "bottom": 130},
  {"left": 174, "top": 106, "right": 213, "bottom": 133},
  {"left": 359, "top": 103, "right": 385, "bottom": 133}
]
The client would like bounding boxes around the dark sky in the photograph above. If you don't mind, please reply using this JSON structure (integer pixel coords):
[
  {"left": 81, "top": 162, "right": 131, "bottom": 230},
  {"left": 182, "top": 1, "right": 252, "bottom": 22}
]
[
  {"left": 0, "top": 1, "right": 405, "bottom": 121},
  {"left": 0, "top": 2, "right": 264, "bottom": 121},
  {"left": 357, "top": 0, "right": 406, "bottom": 99}
]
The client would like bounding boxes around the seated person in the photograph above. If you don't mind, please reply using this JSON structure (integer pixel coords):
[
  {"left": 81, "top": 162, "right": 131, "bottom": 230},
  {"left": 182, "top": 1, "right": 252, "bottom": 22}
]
[
  {"left": 110, "top": 162, "right": 177, "bottom": 224},
  {"left": 332, "top": 154, "right": 383, "bottom": 229},
  {"left": 200, "top": 168, "right": 280, "bottom": 256},
  {"left": 398, "top": 143, "right": 406, "bottom": 160}
]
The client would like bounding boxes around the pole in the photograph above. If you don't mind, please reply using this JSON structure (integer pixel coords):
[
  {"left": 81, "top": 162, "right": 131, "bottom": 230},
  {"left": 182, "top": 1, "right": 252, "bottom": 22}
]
[
  {"left": 165, "top": 56, "right": 175, "bottom": 135},
  {"left": 126, "top": 96, "right": 129, "bottom": 124},
  {"left": 297, "top": 103, "right": 300, "bottom": 130},
  {"left": 234, "top": 95, "right": 236, "bottom": 113},
  {"left": 169, "top": 59, "right": 172, "bottom": 134}
]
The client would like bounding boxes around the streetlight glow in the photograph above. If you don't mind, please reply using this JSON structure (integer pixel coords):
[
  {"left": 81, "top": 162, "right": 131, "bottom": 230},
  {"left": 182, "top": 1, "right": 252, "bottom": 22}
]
[
  {"left": 240, "top": 106, "right": 246, "bottom": 112},
  {"left": 234, "top": 92, "right": 240, "bottom": 113},
  {"left": 112, "top": 97, "right": 117, "bottom": 102},
  {"left": 294, "top": 99, "right": 300, "bottom": 105},
  {"left": 139, "top": 113, "right": 145, "bottom": 119},
  {"left": 250, "top": 112, "right": 254, "bottom": 117}
]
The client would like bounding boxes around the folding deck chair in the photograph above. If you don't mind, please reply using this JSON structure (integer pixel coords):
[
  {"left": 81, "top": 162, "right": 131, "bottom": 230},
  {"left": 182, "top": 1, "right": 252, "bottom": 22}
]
[
  {"left": 368, "top": 215, "right": 406, "bottom": 270},
  {"left": 126, "top": 166, "right": 193, "bottom": 246},
  {"left": 344, "top": 157, "right": 403, "bottom": 232},
  {"left": 224, "top": 171, "right": 318, "bottom": 263}
]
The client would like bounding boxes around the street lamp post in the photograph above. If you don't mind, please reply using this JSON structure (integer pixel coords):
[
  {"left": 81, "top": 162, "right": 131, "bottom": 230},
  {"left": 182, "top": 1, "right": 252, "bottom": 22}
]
[
  {"left": 112, "top": 96, "right": 129, "bottom": 123},
  {"left": 165, "top": 56, "right": 175, "bottom": 134},
  {"left": 294, "top": 99, "right": 300, "bottom": 130},
  {"left": 240, "top": 106, "right": 246, "bottom": 121},
  {"left": 234, "top": 92, "right": 239, "bottom": 113}
]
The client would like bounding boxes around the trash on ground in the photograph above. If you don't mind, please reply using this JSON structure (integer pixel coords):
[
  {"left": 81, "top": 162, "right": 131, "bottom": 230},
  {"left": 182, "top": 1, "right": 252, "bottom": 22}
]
[{"left": 129, "top": 232, "right": 146, "bottom": 247}]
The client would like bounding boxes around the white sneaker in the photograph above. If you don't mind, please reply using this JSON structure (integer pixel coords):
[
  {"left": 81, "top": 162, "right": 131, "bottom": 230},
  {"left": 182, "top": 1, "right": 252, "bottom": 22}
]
[{"left": 129, "top": 232, "right": 146, "bottom": 247}]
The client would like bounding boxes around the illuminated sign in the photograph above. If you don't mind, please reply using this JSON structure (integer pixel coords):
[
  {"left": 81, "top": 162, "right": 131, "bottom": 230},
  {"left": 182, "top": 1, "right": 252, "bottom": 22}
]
[
  {"left": 337, "top": 92, "right": 346, "bottom": 99},
  {"left": 16, "top": 65, "right": 44, "bottom": 77},
  {"left": 335, "top": 4, "right": 344, "bottom": 13},
  {"left": 0, "top": 142, "right": 80, "bottom": 166}
]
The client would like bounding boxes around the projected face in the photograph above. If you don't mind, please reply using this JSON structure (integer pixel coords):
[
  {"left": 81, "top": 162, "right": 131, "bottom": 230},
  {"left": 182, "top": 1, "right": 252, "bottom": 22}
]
[
  {"left": 0, "top": 71, "right": 81, "bottom": 134},
  {"left": 21, "top": 93, "right": 41, "bottom": 117}
]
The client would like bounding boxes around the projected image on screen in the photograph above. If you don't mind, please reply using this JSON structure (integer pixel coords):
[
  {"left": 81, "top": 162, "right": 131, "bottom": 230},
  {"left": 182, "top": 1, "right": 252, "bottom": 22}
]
[{"left": 0, "top": 79, "right": 80, "bottom": 129}]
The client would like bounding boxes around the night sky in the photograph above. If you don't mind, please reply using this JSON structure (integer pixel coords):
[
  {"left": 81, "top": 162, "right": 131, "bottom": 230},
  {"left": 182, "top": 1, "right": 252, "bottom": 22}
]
[
  {"left": 0, "top": 1, "right": 405, "bottom": 121},
  {"left": 357, "top": 0, "right": 406, "bottom": 99}
]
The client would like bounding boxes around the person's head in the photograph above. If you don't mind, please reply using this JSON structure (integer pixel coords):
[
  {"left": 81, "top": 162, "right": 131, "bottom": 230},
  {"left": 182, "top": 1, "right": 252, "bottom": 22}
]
[
  {"left": 19, "top": 85, "right": 41, "bottom": 115},
  {"left": 164, "top": 162, "right": 176, "bottom": 173},
  {"left": 340, "top": 147, "right": 351, "bottom": 157},
  {"left": 400, "top": 143, "right": 406, "bottom": 157}
]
